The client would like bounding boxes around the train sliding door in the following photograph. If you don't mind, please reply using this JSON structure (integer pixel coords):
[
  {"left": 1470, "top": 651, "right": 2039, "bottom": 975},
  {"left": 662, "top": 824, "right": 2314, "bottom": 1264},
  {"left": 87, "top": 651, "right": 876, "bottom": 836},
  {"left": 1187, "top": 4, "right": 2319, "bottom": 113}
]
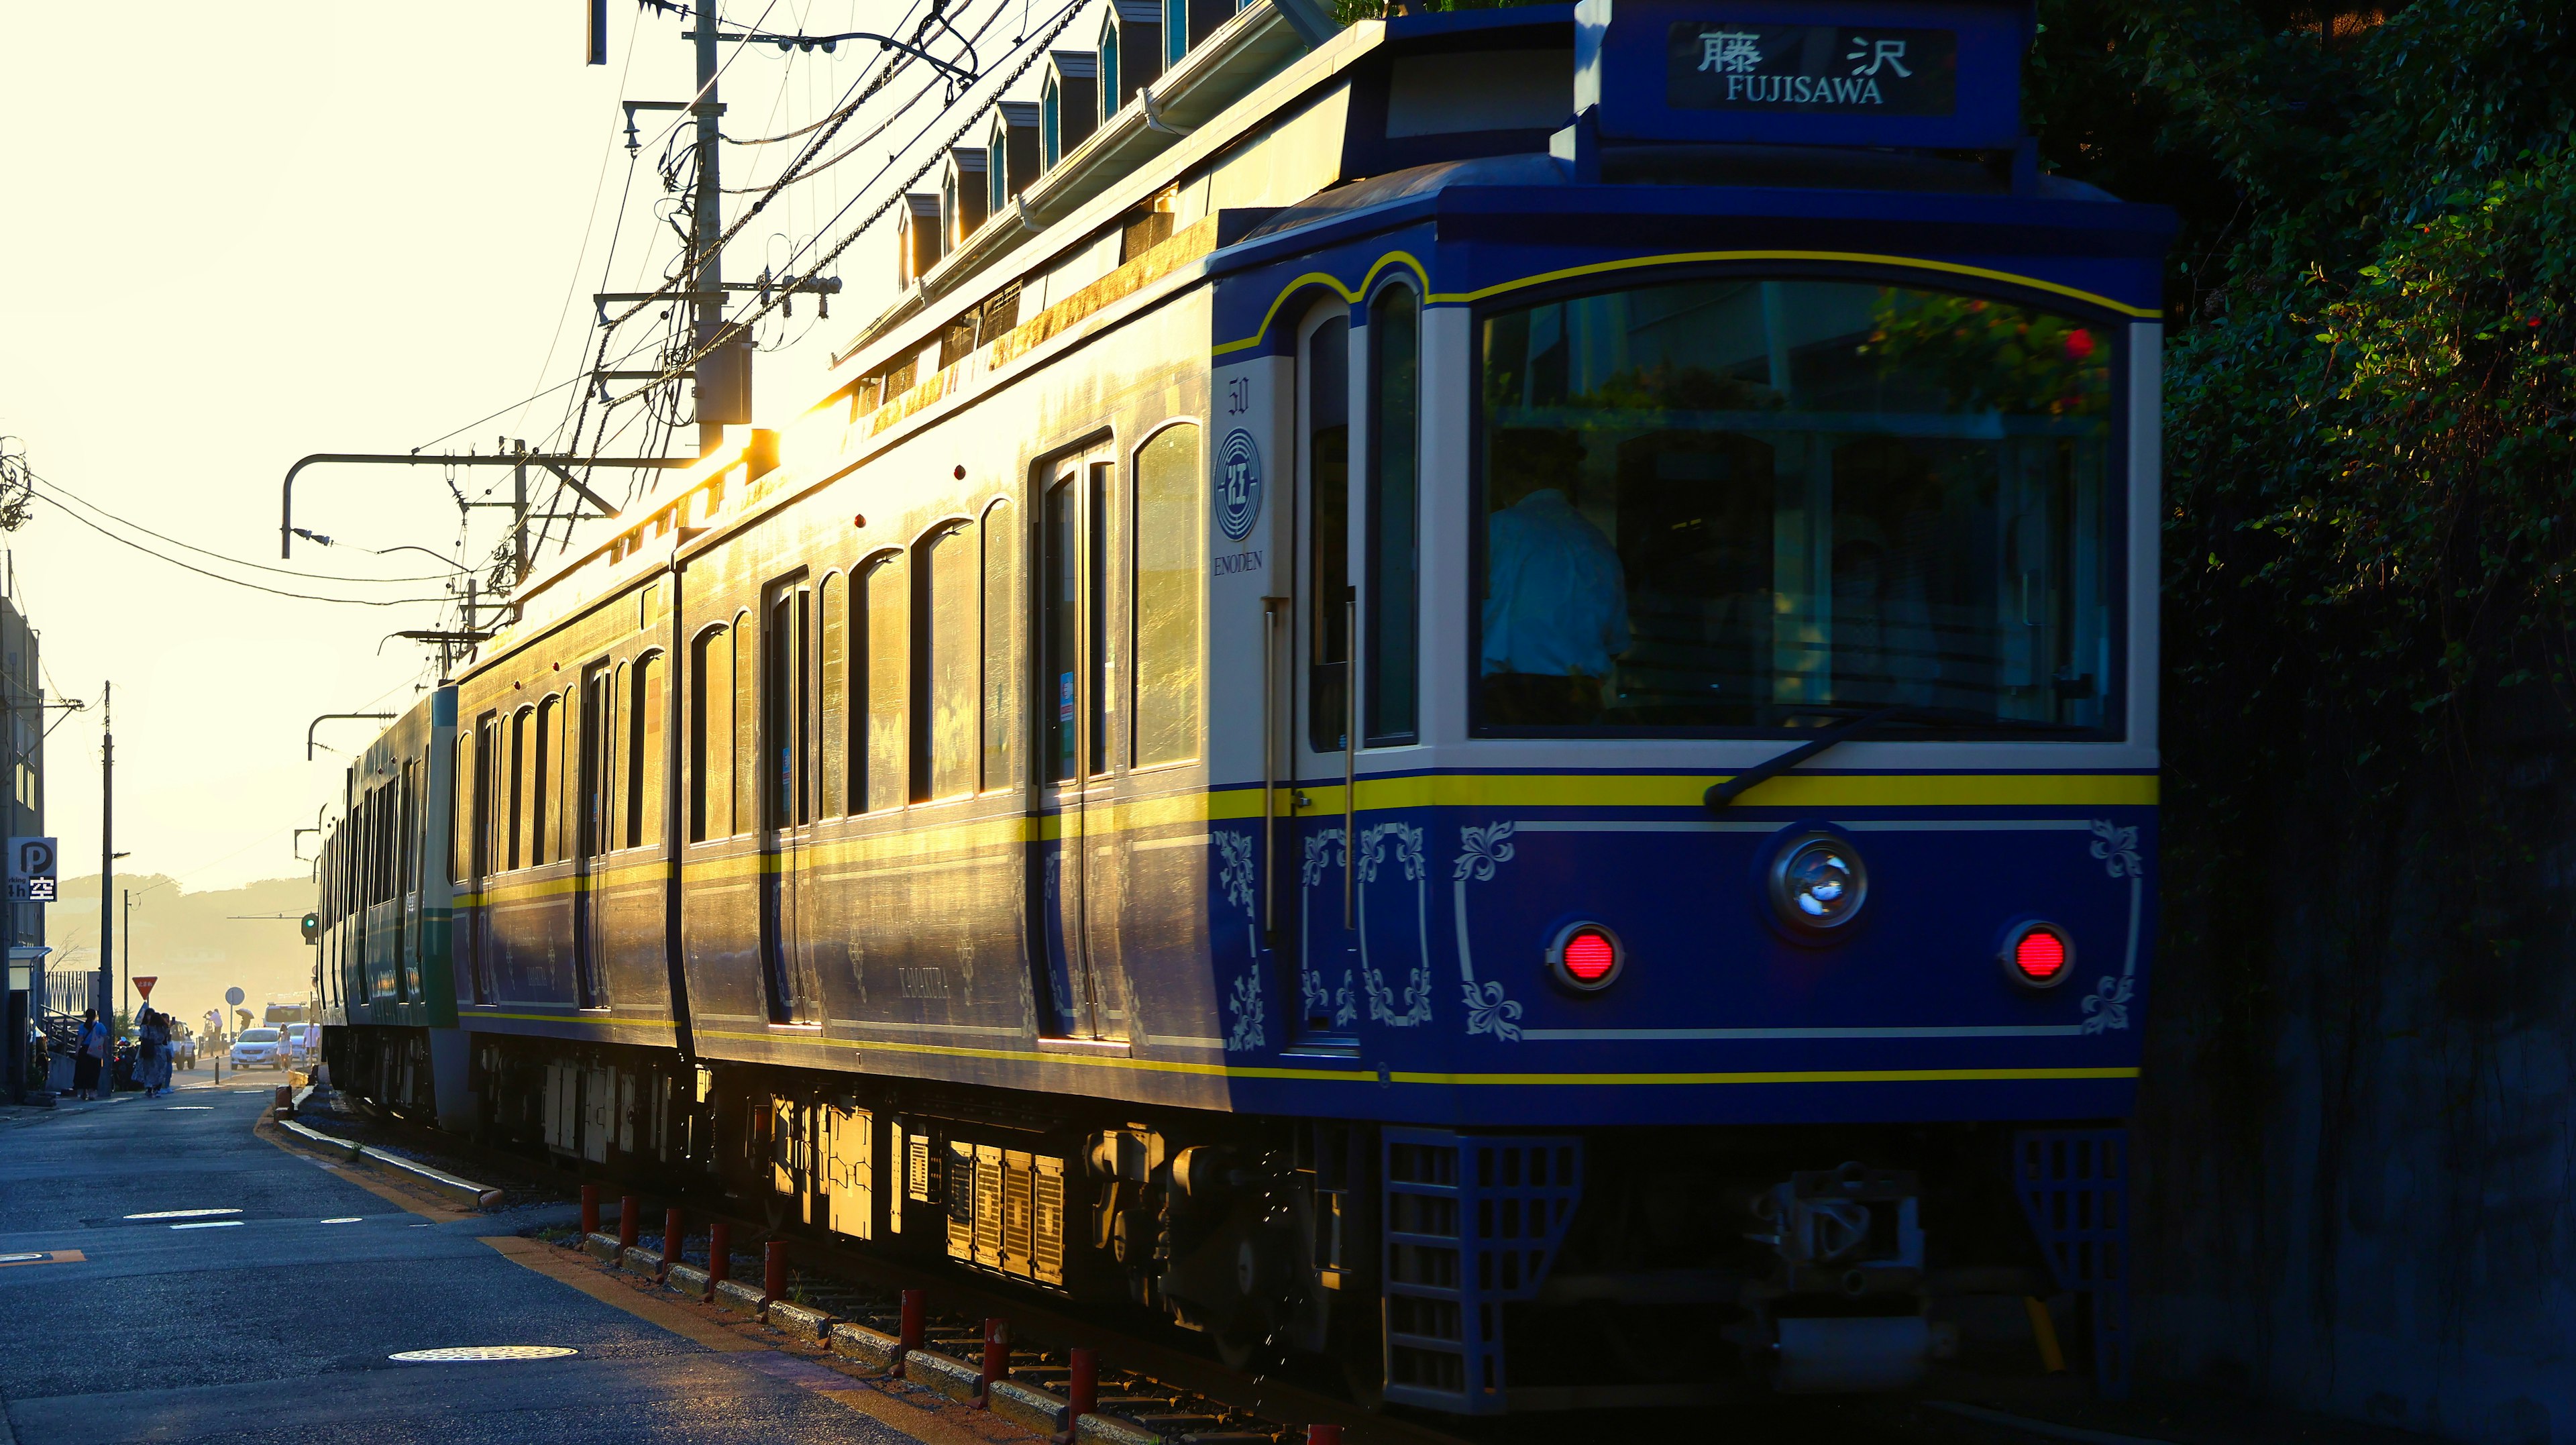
[
  {"left": 1036, "top": 449, "right": 1130, "bottom": 1042},
  {"left": 1287, "top": 311, "right": 1360, "bottom": 1051}
]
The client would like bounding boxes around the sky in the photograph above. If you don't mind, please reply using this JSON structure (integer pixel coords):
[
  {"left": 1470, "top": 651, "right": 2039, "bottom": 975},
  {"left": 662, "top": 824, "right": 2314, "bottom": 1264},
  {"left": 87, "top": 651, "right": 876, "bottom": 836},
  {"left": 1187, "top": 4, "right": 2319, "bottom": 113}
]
[{"left": 1, "top": 0, "right": 1069, "bottom": 899}]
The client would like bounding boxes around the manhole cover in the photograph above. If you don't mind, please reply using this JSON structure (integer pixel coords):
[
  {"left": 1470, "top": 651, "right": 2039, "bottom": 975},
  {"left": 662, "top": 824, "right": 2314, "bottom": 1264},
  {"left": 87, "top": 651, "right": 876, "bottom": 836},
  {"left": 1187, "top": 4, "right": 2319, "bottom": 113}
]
[
  {"left": 125, "top": 1208, "right": 239, "bottom": 1220},
  {"left": 390, "top": 1346, "right": 578, "bottom": 1363}
]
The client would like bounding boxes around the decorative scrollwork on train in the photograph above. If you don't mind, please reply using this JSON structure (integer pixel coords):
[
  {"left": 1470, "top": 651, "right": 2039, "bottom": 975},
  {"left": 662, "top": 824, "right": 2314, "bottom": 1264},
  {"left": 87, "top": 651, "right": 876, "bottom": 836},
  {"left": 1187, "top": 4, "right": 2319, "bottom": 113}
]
[
  {"left": 2082, "top": 818, "right": 2145, "bottom": 1032},
  {"left": 1451, "top": 822, "right": 1525, "bottom": 1042},
  {"left": 1359, "top": 822, "right": 1434, "bottom": 1028},
  {"left": 1216, "top": 830, "right": 1265, "bottom": 1052},
  {"left": 2089, "top": 820, "right": 2142, "bottom": 879},
  {"left": 2081, "top": 975, "right": 2133, "bottom": 1033},
  {"left": 1226, "top": 969, "right": 1268, "bottom": 1053},
  {"left": 1300, "top": 829, "right": 1358, "bottom": 1030}
]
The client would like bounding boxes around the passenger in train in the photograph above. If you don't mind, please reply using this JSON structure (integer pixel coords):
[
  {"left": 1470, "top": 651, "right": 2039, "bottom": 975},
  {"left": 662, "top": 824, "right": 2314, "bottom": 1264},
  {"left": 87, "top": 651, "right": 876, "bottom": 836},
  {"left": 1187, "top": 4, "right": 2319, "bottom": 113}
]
[{"left": 1480, "top": 427, "right": 1631, "bottom": 725}]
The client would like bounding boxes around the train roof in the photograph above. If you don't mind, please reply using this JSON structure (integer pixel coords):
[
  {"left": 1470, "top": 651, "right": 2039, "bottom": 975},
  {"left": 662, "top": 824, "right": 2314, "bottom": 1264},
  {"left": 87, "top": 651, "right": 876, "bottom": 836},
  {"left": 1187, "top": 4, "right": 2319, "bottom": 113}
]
[{"left": 470, "top": 0, "right": 2166, "bottom": 667}]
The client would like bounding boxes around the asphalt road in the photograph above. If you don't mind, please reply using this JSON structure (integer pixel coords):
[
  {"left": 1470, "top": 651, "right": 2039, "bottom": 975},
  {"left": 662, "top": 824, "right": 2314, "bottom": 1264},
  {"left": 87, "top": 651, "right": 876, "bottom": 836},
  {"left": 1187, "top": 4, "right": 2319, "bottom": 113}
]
[{"left": 0, "top": 1085, "right": 934, "bottom": 1445}]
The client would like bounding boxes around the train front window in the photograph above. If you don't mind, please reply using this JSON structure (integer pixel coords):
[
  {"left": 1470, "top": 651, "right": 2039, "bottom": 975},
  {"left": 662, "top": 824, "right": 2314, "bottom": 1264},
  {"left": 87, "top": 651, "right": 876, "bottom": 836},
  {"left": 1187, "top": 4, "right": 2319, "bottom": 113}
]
[{"left": 1475, "top": 278, "right": 2118, "bottom": 735}]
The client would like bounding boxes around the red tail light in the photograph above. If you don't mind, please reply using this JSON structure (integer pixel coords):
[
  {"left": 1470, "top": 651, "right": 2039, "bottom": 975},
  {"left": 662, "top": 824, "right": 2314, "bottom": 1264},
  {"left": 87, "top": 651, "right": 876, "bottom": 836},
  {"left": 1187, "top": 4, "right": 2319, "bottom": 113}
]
[
  {"left": 2001, "top": 922, "right": 2074, "bottom": 989},
  {"left": 1549, "top": 923, "right": 1625, "bottom": 992}
]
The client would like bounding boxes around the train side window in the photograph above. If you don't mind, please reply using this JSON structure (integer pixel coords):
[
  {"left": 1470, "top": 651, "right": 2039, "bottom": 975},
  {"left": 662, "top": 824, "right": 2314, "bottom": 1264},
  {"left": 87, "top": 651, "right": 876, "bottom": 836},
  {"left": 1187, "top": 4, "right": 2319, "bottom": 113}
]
[
  {"left": 1087, "top": 461, "right": 1116, "bottom": 777},
  {"left": 629, "top": 651, "right": 665, "bottom": 847},
  {"left": 508, "top": 706, "right": 532, "bottom": 869},
  {"left": 1043, "top": 476, "right": 1079, "bottom": 784},
  {"left": 559, "top": 688, "right": 580, "bottom": 861},
  {"left": 981, "top": 498, "right": 1020, "bottom": 790},
  {"left": 819, "top": 574, "right": 847, "bottom": 816},
  {"left": 1133, "top": 422, "right": 1203, "bottom": 767},
  {"left": 583, "top": 662, "right": 614, "bottom": 858},
  {"left": 692, "top": 625, "right": 735, "bottom": 841},
  {"left": 916, "top": 521, "right": 978, "bottom": 801},
  {"left": 453, "top": 731, "right": 474, "bottom": 884},
  {"left": 1366, "top": 286, "right": 1420, "bottom": 746},
  {"left": 734, "top": 610, "right": 761, "bottom": 836},
  {"left": 535, "top": 693, "right": 561, "bottom": 865},
  {"left": 863, "top": 553, "right": 908, "bottom": 810},
  {"left": 765, "top": 584, "right": 812, "bottom": 828},
  {"left": 1307, "top": 313, "right": 1352, "bottom": 752}
]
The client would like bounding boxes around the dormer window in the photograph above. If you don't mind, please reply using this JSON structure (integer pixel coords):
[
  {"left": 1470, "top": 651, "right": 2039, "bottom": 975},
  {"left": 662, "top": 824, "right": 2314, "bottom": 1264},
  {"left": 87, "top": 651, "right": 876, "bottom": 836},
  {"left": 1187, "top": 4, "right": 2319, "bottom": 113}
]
[
  {"left": 1040, "top": 52, "right": 1098, "bottom": 169},
  {"left": 1163, "top": 0, "right": 1232, "bottom": 69},
  {"left": 987, "top": 101, "right": 1038, "bottom": 215},
  {"left": 1095, "top": 2, "right": 1163, "bottom": 127},
  {"left": 943, "top": 148, "right": 988, "bottom": 248}
]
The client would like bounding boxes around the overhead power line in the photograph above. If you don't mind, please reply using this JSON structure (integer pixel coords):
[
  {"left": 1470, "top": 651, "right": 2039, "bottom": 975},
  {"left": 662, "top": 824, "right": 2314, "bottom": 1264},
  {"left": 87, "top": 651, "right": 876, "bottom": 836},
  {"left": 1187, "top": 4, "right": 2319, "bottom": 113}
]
[
  {"left": 32, "top": 498, "right": 453, "bottom": 607},
  {"left": 30, "top": 474, "right": 458, "bottom": 584}
]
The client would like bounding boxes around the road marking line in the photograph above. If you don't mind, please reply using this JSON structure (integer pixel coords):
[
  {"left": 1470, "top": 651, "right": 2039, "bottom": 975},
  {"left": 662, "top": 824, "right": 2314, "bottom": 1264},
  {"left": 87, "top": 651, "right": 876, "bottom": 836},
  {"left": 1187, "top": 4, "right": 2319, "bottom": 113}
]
[
  {"left": 172, "top": 1220, "right": 244, "bottom": 1230},
  {"left": 0, "top": 1250, "right": 86, "bottom": 1269}
]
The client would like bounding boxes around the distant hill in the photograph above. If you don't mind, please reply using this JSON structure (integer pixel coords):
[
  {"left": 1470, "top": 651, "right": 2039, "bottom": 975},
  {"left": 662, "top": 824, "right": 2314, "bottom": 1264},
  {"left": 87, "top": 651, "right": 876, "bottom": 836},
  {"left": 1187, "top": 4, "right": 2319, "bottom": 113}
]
[{"left": 44, "top": 873, "right": 319, "bottom": 1032}]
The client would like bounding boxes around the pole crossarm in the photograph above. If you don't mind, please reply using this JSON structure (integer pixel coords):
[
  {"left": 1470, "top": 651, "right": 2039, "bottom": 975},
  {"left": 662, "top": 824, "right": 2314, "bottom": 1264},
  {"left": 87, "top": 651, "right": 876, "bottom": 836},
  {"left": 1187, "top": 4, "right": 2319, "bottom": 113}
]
[
  {"left": 278, "top": 453, "right": 699, "bottom": 557},
  {"left": 307, "top": 712, "right": 396, "bottom": 761}
]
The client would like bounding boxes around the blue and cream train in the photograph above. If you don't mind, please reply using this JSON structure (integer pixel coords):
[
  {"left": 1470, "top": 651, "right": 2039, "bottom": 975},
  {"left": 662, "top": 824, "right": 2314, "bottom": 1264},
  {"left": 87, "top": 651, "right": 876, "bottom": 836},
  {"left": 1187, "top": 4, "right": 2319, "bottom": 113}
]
[{"left": 315, "top": 0, "right": 2170, "bottom": 1411}]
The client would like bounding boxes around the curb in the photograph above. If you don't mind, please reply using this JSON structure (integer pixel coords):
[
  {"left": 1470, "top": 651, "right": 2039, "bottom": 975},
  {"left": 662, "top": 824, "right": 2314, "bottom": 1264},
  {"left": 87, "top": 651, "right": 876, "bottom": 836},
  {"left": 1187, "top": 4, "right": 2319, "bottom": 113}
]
[
  {"left": 1077, "top": 1413, "right": 1165, "bottom": 1445},
  {"left": 987, "top": 1379, "right": 1071, "bottom": 1434},
  {"left": 273, "top": 1117, "right": 504, "bottom": 1210},
  {"left": 714, "top": 1277, "right": 769, "bottom": 1319},
  {"left": 621, "top": 1246, "right": 667, "bottom": 1279},
  {"left": 828, "top": 1320, "right": 904, "bottom": 1372},
  {"left": 766, "top": 1299, "right": 835, "bottom": 1341},
  {"left": 663, "top": 1263, "right": 713, "bottom": 1301},
  {"left": 902, "top": 1348, "right": 986, "bottom": 1404},
  {"left": 584, "top": 1232, "right": 625, "bottom": 1262}
]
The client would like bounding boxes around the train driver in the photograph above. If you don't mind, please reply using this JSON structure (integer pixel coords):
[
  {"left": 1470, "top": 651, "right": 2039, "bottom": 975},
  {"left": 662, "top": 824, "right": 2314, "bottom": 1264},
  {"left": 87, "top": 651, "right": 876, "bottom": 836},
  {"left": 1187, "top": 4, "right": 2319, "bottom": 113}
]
[{"left": 1481, "top": 427, "right": 1631, "bottom": 725}]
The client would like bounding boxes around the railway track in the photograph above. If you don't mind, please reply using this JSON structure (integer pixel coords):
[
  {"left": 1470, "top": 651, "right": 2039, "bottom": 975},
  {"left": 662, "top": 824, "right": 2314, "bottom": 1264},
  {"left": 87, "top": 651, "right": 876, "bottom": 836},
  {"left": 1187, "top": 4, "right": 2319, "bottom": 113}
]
[
  {"left": 275, "top": 1083, "right": 2062, "bottom": 1445},
  {"left": 278, "top": 1083, "right": 1456, "bottom": 1445}
]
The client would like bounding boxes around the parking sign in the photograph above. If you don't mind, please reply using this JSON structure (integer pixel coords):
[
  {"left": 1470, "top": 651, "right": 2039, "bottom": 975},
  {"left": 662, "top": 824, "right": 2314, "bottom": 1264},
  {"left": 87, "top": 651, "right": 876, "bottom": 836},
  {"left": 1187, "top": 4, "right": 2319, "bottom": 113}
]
[{"left": 5, "top": 837, "right": 56, "bottom": 902}]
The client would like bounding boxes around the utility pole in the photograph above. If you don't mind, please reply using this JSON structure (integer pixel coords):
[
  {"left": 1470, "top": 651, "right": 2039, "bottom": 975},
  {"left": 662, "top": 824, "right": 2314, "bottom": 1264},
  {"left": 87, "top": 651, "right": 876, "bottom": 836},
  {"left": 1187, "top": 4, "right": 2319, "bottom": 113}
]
[
  {"left": 120, "top": 888, "right": 129, "bottom": 1024},
  {"left": 511, "top": 439, "right": 530, "bottom": 583},
  {"left": 689, "top": 13, "right": 731, "bottom": 455},
  {"left": 96, "top": 682, "right": 109, "bottom": 1031}
]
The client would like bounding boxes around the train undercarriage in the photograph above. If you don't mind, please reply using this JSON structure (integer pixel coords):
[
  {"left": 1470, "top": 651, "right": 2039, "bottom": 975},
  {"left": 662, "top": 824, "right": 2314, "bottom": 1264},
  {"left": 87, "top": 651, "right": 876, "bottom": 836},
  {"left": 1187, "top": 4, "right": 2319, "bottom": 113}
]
[{"left": 327, "top": 1023, "right": 2105, "bottom": 1413}]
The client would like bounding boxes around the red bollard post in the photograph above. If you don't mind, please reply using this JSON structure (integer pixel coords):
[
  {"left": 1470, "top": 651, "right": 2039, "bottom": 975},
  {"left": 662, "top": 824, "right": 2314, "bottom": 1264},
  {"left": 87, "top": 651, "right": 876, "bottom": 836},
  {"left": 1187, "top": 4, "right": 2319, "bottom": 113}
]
[
  {"left": 579, "top": 1184, "right": 600, "bottom": 1237},
  {"left": 618, "top": 1195, "right": 641, "bottom": 1251},
  {"left": 896, "top": 1288, "right": 925, "bottom": 1376},
  {"left": 708, "top": 1221, "right": 732, "bottom": 1285},
  {"left": 763, "top": 1239, "right": 788, "bottom": 1300},
  {"left": 664, "top": 1207, "right": 684, "bottom": 1265},
  {"left": 1067, "top": 1347, "right": 1097, "bottom": 1426},
  {"left": 975, "top": 1318, "right": 1008, "bottom": 1405},
  {"left": 1306, "top": 1428, "right": 1343, "bottom": 1445}
]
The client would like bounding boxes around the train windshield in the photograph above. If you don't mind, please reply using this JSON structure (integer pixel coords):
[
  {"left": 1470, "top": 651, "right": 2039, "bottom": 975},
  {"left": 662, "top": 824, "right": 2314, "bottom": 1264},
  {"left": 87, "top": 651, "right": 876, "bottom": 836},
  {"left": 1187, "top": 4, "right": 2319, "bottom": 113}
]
[{"left": 1476, "top": 277, "right": 2118, "bottom": 735}]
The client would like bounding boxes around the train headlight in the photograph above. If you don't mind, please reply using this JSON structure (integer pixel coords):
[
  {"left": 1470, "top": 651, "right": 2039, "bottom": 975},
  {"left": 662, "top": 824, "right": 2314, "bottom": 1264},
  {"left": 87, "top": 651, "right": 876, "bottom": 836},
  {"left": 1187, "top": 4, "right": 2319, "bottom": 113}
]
[
  {"left": 1547, "top": 922, "right": 1625, "bottom": 992},
  {"left": 2001, "top": 921, "right": 2075, "bottom": 989},
  {"left": 1768, "top": 833, "right": 1868, "bottom": 934}
]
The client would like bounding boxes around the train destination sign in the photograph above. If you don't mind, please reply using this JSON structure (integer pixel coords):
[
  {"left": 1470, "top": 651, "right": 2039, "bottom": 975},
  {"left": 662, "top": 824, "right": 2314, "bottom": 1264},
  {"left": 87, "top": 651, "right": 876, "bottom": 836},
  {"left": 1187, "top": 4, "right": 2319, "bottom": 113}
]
[{"left": 1668, "top": 23, "right": 1957, "bottom": 115}]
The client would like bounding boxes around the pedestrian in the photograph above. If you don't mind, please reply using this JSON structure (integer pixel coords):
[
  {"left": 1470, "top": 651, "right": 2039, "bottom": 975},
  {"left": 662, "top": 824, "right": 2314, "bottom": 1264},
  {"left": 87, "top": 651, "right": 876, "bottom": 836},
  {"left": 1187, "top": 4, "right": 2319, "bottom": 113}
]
[
  {"left": 72, "top": 1008, "right": 107, "bottom": 1101},
  {"left": 136, "top": 1007, "right": 173, "bottom": 1098}
]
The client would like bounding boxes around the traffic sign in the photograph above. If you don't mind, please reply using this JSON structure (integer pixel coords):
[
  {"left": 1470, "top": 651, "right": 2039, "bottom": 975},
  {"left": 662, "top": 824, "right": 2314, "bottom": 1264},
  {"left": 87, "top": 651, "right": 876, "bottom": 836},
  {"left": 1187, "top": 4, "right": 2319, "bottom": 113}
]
[
  {"left": 133, "top": 976, "right": 158, "bottom": 1000},
  {"left": 225, "top": 986, "right": 246, "bottom": 1006}
]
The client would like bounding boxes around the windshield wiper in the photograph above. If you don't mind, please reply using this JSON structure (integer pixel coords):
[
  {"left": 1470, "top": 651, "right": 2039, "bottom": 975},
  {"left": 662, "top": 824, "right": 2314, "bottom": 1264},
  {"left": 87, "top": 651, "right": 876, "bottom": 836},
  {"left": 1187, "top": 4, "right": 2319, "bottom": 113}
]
[{"left": 1703, "top": 706, "right": 2088, "bottom": 810}]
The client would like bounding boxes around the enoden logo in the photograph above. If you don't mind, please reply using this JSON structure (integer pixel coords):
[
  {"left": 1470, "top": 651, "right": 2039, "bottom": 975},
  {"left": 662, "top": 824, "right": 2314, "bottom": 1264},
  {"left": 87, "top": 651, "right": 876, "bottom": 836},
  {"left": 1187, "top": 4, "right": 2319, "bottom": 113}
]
[{"left": 1218, "top": 429, "right": 1263, "bottom": 542}]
